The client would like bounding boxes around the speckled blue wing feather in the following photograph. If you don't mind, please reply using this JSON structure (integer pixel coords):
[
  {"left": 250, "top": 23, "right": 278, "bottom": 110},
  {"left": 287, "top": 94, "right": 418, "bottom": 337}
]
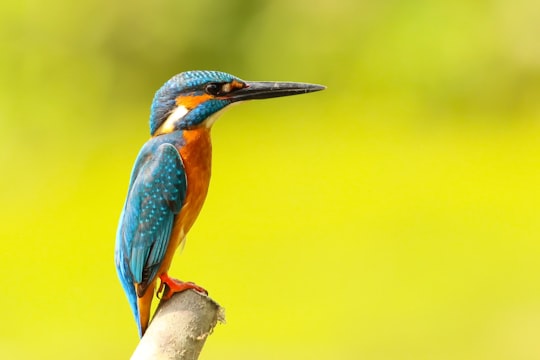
[{"left": 115, "top": 142, "right": 186, "bottom": 331}]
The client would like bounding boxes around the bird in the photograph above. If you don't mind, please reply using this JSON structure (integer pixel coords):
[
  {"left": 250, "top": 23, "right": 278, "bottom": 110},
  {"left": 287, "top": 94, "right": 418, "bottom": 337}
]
[{"left": 115, "top": 70, "right": 325, "bottom": 337}]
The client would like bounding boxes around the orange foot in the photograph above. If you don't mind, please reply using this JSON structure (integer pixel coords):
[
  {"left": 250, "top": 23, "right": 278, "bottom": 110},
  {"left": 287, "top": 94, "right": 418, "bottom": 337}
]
[{"left": 157, "top": 273, "right": 208, "bottom": 300}]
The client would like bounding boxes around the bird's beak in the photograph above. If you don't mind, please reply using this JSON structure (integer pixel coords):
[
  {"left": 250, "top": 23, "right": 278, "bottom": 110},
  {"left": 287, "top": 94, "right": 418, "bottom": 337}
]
[{"left": 228, "top": 81, "right": 326, "bottom": 102}]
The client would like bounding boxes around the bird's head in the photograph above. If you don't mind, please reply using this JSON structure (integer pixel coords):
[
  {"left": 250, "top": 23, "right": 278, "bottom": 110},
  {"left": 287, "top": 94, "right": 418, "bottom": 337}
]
[{"left": 149, "top": 70, "right": 325, "bottom": 136}]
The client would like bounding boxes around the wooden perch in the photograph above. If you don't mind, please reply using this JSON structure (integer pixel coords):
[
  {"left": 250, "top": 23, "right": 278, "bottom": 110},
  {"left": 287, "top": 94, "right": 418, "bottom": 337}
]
[{"left": 131, "top": 290, "right": 224, "bottom": 360}]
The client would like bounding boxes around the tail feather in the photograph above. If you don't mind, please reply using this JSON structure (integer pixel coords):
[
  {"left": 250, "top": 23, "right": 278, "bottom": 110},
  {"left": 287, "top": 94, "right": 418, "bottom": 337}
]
[
  {"left": 116, "top": 251, "right": 144, "bottom": 337},
  {"left": 136, "top": 282, "right": 156, "bottom": 337}
]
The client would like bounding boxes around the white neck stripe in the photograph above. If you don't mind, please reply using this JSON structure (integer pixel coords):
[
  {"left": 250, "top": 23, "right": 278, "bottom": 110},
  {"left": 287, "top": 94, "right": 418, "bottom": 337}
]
[{"left": 157, "top": 105, "right": 189, "bottom": 134}]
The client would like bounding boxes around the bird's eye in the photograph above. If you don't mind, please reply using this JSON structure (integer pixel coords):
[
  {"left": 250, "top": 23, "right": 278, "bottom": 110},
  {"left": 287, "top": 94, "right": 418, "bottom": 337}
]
[{"left": 205, "top": 83, "right": 221, "bottom": 96}]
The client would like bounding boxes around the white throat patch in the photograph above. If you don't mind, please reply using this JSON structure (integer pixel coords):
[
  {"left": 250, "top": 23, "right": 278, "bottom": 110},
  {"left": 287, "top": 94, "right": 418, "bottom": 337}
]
[{"left": 202, "top": 102, "right": 241, "bottom": 128}]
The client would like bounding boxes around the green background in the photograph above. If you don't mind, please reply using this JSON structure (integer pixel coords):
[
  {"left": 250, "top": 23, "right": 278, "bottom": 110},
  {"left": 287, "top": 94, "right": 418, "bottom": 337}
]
[{"left": 2, "top": 0, "right": 540, "bottom": 359}]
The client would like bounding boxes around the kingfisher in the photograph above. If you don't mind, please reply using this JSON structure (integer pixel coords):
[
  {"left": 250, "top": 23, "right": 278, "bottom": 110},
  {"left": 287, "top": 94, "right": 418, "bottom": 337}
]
[{"left": 115, "top": 70, "right": 325, "bottom": 337}]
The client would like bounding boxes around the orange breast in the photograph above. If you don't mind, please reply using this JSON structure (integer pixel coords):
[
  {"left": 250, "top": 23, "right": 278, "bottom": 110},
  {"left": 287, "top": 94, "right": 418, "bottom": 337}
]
[{"left": 157, "top": 127, "right": 212, "bottom": 274}]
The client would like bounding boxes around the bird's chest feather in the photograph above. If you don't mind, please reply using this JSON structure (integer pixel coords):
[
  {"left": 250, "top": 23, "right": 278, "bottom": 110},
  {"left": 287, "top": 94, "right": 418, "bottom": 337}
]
[{"left": 175, "top": 127, "right": 212, "bottom": 235}]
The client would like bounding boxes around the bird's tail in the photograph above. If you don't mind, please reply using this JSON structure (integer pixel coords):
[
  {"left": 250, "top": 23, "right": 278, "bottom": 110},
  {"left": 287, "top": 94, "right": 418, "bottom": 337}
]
[
  {"left": 136, "top": 282, "right": 156, "bottom": 337},
  {"left": 115, "top": 252, "right": 144, "bottom": 337},
  {"left": 126, "top": 281, "right": 143, "bottom": 337}
]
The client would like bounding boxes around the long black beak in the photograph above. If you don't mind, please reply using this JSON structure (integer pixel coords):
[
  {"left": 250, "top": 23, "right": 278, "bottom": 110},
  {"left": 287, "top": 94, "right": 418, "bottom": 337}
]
[{"left": 229, "top": 81, "right": 325, "bottom": 102}]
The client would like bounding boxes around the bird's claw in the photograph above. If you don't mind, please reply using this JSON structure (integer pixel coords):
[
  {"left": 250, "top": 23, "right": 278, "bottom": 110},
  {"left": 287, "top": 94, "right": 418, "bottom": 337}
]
[{"left": 156, "top": 273, "right": 208, "bottom": 301}]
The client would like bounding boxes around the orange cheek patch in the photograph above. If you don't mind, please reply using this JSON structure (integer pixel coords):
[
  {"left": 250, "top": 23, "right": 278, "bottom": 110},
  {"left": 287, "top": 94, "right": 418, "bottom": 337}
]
[
  {"left": 221, "top": 80, "right": 246, "bottom": 94},
  {"left": 176, "top": 94, "right": 212, "bottom": 109},
  {"left": 231, "top": 80, "right": 246, "bottom": 90}
]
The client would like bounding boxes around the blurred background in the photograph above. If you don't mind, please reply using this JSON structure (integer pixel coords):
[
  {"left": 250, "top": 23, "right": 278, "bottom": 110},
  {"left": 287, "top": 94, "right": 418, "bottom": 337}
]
[{"left": 1, "top": 0, "right": 540, "bottom": 359}]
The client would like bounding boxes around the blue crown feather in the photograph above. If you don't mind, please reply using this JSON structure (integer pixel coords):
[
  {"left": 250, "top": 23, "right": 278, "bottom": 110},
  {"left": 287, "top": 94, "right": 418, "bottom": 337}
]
[{"left": 149, "top": 71, "right": 239, "bottom": 135}]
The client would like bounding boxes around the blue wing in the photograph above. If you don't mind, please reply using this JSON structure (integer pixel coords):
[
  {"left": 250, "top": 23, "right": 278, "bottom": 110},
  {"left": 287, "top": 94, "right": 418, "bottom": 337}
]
[{"left": 115, "top": 142, "right": 186, "bottom": 329}]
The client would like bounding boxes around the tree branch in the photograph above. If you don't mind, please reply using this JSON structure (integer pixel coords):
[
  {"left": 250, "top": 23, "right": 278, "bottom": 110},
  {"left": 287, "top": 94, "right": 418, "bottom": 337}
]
[{"left": 131, "top": 291, "right": 225, "bottom": 360}]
